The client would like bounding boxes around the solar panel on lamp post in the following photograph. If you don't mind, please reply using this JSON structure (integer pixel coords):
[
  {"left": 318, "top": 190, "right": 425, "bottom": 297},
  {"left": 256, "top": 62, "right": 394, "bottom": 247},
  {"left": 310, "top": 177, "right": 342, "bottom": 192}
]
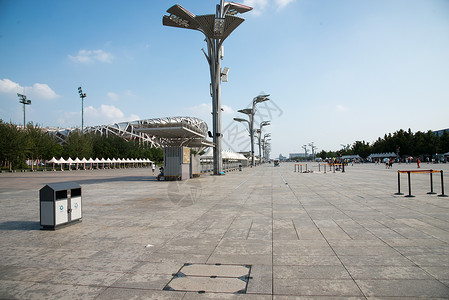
[{"left": 163, "top": 1, "right": 252, "bottom": 175}]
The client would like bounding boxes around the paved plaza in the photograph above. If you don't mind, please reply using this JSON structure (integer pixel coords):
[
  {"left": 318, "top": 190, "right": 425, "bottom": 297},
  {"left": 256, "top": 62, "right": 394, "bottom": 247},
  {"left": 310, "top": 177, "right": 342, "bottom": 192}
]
[{"left": 1, "top": 162, "right": 449, "bottom": 299}]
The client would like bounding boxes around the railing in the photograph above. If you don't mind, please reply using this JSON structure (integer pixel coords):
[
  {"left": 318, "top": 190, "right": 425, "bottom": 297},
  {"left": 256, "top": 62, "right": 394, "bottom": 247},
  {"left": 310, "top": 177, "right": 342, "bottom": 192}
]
[{"left": 395, "top": 170, "right": 447, "bottom": 197}]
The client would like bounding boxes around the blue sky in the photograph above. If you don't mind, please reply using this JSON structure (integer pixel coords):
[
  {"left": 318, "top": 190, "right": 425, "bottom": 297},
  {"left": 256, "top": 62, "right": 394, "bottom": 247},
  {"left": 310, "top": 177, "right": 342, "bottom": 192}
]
[{"left": 1, "top": 0, "right": 448, "bottom": 157}]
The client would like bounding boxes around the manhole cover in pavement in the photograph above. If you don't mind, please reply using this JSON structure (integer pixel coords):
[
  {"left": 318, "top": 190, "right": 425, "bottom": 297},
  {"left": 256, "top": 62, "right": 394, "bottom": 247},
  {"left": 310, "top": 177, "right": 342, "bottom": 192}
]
[{"left": 163, "top": 263, "right": 252, "bottom": 294}]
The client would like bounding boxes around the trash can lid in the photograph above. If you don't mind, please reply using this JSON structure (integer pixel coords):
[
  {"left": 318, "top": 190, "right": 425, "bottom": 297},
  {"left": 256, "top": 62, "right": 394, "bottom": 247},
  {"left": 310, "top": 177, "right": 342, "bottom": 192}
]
[{"left": 41, "top": 182, "right": 81, "bottom": 191}]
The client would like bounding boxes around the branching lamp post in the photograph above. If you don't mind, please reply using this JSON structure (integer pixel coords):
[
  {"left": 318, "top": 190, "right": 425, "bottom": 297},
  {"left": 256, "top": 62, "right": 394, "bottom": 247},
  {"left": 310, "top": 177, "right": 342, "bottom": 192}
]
[
  {"left": 263, "top": 139, "right": 271, "bottom": 161},
  {"left": 302, "top": 144, "right": 308, "bottom": 160},
  {"left": 262, "top": 133, "right": 271, "bottom": 162},
  {"left": 256, "top": 121, "right": 270, "bottom": 164},
  {"left": 309, "top": 142, "right": 316, "bottom": 162},
  {"left": 163, "top": 1, "right": 252, "bottom": 175},
  {"left": 17, "top": 93, "right": 31, "bottom": 127},
  {"left": 78, "top": 87, "right": 87, "bottom": 133},
  {"left": 237, "top": 108, "right": 254, "bottom": 166}
]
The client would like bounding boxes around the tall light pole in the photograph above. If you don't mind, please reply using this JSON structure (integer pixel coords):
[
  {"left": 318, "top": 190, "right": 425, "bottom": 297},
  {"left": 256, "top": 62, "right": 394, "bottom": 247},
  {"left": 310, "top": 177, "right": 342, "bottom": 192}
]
[
  {"left": 261, "top": 132, "right": 271, "bottom": 163},
  {"left": 233, "top": 117, "right": 251, "bottom": 158},
  {"left": 309, "top": 142, "right": 316, "bottom": 162},
  {"left": 237, "top": 108, "right": 254, "bottom": 166},
  {"left": 237, "top": 94, "right": 270, "bottom": 167},
  {"left": 257, "top": 121, "right": 270, "bottom": 164},
  {"left": 78, "top": 87, "right": 87, "bottom": 133},
  {"left": 163, "top": 1, "right": 252, "bottom": 175},
  {"left": 302, "top": 144, "right": 308, "bottom": 160},
  {"left": 17, "top": 93, "right": 31, "bottom": 127},
  {"left": 263, "top": 139, "right": 271, "bottom": 161}
]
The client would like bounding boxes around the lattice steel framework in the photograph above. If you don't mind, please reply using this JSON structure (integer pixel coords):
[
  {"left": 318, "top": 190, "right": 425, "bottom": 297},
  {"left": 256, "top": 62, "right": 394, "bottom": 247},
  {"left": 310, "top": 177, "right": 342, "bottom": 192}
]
[{"left": 46, "top": 116, "right": 208, "bottom": 148}]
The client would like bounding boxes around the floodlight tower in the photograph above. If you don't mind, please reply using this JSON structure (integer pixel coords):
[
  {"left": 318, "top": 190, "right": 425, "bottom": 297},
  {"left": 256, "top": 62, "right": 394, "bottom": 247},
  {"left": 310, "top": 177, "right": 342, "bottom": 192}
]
[
  {"left": 78, "top": 87, "right": 87, "bottom": 133},
  {"left": 17, "top": 93, "right": 31, "bottom": 127},
  {"left": 163, "top": 1, "right": 252, "bottom": 175}
]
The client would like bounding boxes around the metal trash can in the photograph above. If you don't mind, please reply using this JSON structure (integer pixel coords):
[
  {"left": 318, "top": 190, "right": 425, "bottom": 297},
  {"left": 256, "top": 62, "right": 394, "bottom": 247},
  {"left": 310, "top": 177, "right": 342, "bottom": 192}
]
[{"left": 40, "top": 182, "right": 82, "bottom": 230}]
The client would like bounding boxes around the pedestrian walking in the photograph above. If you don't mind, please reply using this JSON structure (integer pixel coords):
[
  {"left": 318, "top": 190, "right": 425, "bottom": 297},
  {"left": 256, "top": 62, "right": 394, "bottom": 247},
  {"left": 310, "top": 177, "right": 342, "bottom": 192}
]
[
  {"left": 152, "top": 163, "right": 155, "bottom": 175},
  {"left": 417, "top": 158, "right": 421, "bottom": 168}
]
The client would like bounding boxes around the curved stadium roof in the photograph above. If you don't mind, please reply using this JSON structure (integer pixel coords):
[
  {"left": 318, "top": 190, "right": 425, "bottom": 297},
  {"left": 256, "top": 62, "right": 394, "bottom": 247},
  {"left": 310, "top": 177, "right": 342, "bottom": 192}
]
[{"left": 46, "top": 116, "right": 211, "bottom": 148}]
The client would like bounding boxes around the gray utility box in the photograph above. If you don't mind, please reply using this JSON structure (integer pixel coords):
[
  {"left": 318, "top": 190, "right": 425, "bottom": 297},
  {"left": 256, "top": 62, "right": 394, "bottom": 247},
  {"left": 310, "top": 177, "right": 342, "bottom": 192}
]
[
  {"left": 40, "top": 182, "right": 82, "bottom": 230},
  {"left": 163, "top": 147, "right": 190, "bottom": 180}
]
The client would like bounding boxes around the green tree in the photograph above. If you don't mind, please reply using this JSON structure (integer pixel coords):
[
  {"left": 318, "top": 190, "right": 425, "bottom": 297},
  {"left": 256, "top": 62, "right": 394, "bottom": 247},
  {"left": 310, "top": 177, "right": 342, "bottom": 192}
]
[
  {"left": 0, "top": 122, "right": 26, "bottom": 170},
  {"left": 351, "top": 141, "right": 371, "bottom": 158},
  {"left": 64, "top": 131, "right": 94, "bottom": 159},
  {"left": 439, "top": 131, "right": 449, "bottom": 154}
]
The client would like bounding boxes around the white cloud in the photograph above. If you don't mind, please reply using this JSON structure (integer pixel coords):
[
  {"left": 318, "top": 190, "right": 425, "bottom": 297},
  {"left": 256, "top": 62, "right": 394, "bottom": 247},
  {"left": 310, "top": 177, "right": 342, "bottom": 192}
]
[
  {"left": 32, "top": 83, "right": 59, "bottom": 99},
  {"left": 107, "top": 92, "right": 119, "bottom": 102},
  {"left": 243, "top": 0, "right": 268, "bottom": 15},
  {"left": 0, "top": 78, "right": 59, "bottom": 99},
  {"left": 189, "top": 103, "right": 211, "bottom": 115},
  {"left": 243, "top": 0, "right": 294, "bottom": 14},
  {"left": 0, "top": 79, "right": 21, "bottom": 93},
  {"left": 84, "top": 104, "right": 140, "bottom": 125},
  {"left": 68, "top": 49, "right": 114, "bottom": 64},
  {"left": 100, "top": 104, "right": 124, "bottom": 119},
  {"left": 275, "top": 0, "right": 295, "bottom": 9},
  {"left": 188, "top": 103, "right": 234, "bottom": 115},
  {"left": 222, "top": 105, "right": 234, "bottom": 114}
]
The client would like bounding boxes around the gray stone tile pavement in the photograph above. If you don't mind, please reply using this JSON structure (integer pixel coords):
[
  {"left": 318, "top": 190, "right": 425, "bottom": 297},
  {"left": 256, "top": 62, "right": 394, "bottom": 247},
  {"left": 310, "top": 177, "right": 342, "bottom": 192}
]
[{"left": 1, "top": 162, "right": 449, "bottom": 298}]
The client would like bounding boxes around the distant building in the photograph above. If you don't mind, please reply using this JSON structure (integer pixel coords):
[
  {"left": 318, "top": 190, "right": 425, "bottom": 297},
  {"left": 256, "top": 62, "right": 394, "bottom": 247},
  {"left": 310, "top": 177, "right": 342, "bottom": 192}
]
[
  {"left": 279, "top": 154, "right": 287, "bottom": 161},
  {"left": 433, "top": 128, "right": 449, "bottom": 136},
  {"left": 289, "top": 153, "right": 307, "bottom": 159}
]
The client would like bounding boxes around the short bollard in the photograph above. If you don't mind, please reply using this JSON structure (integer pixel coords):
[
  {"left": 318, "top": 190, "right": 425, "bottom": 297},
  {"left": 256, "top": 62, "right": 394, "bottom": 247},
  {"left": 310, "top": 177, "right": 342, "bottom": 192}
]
[
  {"left": 439, "top": 170, "right": 448, "bottom": 197},
  {"left": 405, "top": 171, "right": 415, "bottom": 197},
  {"left": 394, "top": 171, "right": 403, "bottom": 195},
  {"left": 427, "top": 170, "right": 436, "bottom": 195}
]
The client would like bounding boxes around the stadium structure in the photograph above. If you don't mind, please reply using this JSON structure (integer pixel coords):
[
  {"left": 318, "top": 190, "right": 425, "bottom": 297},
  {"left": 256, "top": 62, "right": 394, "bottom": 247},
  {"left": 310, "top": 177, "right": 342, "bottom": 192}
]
[{"left": 45, "top": 116, "right": 211, "bottom": 149}]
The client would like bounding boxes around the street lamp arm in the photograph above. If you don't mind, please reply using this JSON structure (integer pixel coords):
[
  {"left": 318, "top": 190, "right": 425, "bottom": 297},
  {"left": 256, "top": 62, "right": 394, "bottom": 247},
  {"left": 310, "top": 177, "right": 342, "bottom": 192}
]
[{"left": 201, "top": 48, "right": 211, "bottom": 63}]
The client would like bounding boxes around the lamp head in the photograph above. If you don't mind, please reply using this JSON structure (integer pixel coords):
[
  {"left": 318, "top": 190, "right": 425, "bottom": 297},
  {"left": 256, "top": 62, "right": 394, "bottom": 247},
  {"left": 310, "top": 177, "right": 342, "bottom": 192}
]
[
  {"left": 253, "top": 94, "right": 270, "bottom": 104},
  {"left": 238, "top": 108, "right": 252, "bottom": 115},
  {"left": 233, "top": 117, "right": 248, "bottom": 123}
]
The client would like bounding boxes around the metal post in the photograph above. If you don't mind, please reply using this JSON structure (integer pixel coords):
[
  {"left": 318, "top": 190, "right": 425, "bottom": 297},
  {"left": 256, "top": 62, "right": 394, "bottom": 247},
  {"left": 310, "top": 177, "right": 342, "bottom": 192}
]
[
  {"left": 428, "top": 170, "right": 436, "bottom": 194},
  {"left": 17, "top": 94, "right": 31, "bottom": 127},
  {"left": 405, "top": 171, "right": 415, "bottom": 197},
  {"left": 395, "top": 171, "right": 403, "bottom": 195},
  {"left": 439, "top": 170, "right": 448, "bottom": 197},
  {"left": 250, "top": 103, "right": 255, "bottom": 167},
  {"left": 23, "top": 101, "right": 26, "bottom": 127},
  {"left": 258, "top": 131, "right": 262, "bottom": 165}
]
